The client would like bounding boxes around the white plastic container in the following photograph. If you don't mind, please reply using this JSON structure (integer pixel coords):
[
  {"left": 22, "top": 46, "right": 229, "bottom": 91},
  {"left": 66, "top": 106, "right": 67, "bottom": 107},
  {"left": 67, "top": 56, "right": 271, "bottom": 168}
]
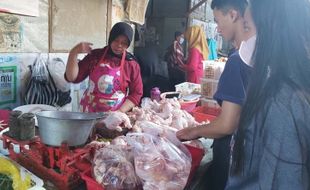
[{"left": 175, "top": 82, "right": 201, "bottom": 95}]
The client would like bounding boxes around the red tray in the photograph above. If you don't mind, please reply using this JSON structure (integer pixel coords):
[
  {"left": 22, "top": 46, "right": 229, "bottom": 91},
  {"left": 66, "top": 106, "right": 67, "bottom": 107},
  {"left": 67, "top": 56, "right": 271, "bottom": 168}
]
[
  {"left": 192, "top": 106, "right": 220, "bottom": 123},
  {"left": 81, "top": 170, "right": 104, "bottom": 190}
]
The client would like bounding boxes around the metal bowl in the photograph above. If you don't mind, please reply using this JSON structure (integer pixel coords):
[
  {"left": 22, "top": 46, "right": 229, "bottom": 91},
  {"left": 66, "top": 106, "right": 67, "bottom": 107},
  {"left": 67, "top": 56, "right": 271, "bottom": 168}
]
[{"left": 36, "top": 111, "right": 104, "bottom": 147}]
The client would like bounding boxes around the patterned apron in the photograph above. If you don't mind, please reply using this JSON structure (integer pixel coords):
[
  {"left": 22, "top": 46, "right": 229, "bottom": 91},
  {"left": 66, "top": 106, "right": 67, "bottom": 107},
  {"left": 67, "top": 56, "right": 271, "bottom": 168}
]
[{"left": 80, "top": 48, "right": 126, "bottom": 112}]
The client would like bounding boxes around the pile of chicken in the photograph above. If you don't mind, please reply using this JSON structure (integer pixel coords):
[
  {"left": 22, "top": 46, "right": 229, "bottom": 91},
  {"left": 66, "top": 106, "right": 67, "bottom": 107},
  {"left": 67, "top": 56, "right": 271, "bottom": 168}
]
[
  {"left": 130, "top": 98, "right": 203, "bottom": 131},
  {"left": 91, "top": 98, "right": 207, "bottom": 190},
  {"left": 92, "top": 134, "right": 192, "bottom": 190}
]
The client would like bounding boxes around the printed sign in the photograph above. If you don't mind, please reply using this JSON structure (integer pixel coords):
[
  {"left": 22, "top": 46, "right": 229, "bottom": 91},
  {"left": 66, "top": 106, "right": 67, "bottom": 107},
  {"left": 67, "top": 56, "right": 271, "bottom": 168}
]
[
  {"left": 0, "top": 54, "right": 20, "bottom": 109},
  {"left": 0, "top": 66, "right": 17, "bottom": 105}
]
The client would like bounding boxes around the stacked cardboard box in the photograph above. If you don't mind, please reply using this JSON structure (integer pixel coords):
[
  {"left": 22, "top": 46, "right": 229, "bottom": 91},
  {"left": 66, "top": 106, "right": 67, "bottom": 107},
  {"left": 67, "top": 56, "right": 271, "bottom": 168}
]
[{"left": 200, "top": 60, "right": 225, "bottom": 108}]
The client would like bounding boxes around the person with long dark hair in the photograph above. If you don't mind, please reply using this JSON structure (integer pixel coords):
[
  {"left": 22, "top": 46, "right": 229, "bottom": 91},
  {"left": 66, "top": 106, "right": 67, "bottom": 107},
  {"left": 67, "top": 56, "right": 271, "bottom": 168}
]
[{"left": 226, "top": 0, "right": 310, "bottom": 189}]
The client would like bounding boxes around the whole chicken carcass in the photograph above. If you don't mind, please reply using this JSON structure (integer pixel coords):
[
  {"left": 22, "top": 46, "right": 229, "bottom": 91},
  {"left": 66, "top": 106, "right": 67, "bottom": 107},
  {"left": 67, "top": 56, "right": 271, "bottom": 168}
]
[
  {"left": 181, "top": 110, "right": 200, "bottom": 127},
  {"left": 99, "top": 111, "right": 132, "bottom": 132},
  {"left": 156, "top": 101, "right": 174, "bottom": 119},
  {"left": 171, "top": 113, "right": 188, "bottom": 130}
]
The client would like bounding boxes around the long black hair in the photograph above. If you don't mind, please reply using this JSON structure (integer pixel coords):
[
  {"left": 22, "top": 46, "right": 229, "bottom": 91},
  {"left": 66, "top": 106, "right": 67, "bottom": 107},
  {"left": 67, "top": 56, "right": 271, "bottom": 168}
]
[{"left": 231, "top": 0, "right": 310, "bottom": 175}]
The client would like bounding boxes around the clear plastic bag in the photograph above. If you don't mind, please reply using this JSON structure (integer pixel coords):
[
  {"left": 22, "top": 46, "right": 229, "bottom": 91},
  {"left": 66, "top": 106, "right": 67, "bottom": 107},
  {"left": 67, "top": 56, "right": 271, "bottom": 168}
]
[
  {"left": 24, "top": 54, "right": 59, "bottom": 105},
  {"left": 31, "top": 54, "right": 49, "bottom": 84},
  {"left": 135, "top": 120, "right": 187, "bottom": 150},
  {"left": 126, "top": 133, "right": 192, "bottom": 190},
  {"left": 92, "top": 145, "right": 140, "bottom": 190}
]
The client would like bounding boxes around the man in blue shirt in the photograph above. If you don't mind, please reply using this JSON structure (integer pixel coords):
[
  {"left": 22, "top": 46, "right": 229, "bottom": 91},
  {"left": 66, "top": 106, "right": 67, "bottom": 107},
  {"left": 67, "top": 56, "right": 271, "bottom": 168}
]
[{"left": 177, "top": 0, "right": 255, "bottom": 189}]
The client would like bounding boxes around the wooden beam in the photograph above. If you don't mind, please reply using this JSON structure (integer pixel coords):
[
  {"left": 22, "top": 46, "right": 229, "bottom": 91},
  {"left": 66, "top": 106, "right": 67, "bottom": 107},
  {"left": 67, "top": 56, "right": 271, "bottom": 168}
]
[
  {"left": 187, "top": 0, "right": 208, "bottom": 15},
  {"left": 107, "top": 0, "right": 112, "bottom": 41},
  {"left": 48, "top": 0, "right": 52, "bottom": 52}
]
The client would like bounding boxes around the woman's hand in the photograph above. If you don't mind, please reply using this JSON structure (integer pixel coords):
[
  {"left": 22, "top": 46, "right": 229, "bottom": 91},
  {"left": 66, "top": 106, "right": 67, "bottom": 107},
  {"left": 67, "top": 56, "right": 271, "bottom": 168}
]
[
  {"left": 66, "top": 42, "right": 93, "bottom": 82},
  {"left": 70, "top": 42, "right": 93, "bottom": 54},
  {"left": 176, "top": 126, "right": 200, "bottom": 141}
]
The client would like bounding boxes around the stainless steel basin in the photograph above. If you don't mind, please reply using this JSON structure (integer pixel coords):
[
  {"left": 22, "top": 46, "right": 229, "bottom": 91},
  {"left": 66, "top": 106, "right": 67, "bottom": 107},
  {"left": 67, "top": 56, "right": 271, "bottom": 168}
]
[{"left": 36, "top": 111, "right": 103, "bottom": 147}]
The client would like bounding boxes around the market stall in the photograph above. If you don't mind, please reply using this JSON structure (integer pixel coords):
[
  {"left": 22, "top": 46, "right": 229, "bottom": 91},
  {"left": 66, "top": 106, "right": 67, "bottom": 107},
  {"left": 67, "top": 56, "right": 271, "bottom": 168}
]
[
  {"left": 0, "top": 95, "right": 213, "bottom": 190},
  {"left": 0, "top": 1, "right": 223, "bottom": 189}
]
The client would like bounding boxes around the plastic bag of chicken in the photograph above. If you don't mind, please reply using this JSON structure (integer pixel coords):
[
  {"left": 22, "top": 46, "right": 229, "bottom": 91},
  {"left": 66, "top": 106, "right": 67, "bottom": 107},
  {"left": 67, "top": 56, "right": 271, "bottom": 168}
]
[
  {"left": 92, "top": 145, "right": 141, "bottom": 190},
  {"left": 126, "top": 133, "right": 192, "bottom": 190}
]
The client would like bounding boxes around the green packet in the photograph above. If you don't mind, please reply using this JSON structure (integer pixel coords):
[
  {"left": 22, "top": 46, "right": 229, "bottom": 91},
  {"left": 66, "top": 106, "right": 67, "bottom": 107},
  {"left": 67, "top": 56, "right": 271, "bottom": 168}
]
[{"left": 0, "top": 173, "right": 14, "bottom": 190}]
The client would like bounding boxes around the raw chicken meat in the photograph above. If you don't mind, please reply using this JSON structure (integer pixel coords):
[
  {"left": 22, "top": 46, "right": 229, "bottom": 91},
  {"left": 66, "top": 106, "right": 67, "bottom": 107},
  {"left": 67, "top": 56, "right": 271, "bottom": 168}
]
[
  {"left": 128, "top": 97, "right": 207, "bottom": 155},
  {"left": 92, "top": 145, "right": 140, "bottom": 190},
  {"left": 91, "top": 98, "right": 206, "bottom": 190},
  {"left": 86, "top": 140, "right": 110, "bottom": 150},
  {"left": 129, "top": 98, "right": 204, "bottom": 132},
  {"left": 111, "top": 135, "right": 129, "bottom": 146},
  {"left": 126, "top": 133, "right": 191, "bottom": 190},
  {"left": 99, "top": 111, "right": 132, "bottom": 132},
  {"left": 133, "top": 121, "right": 184, "bottom": 147}
]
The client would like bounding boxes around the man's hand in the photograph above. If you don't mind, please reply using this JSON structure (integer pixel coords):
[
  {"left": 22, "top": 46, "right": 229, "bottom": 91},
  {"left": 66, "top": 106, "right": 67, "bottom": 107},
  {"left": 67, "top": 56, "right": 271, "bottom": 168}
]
[{"left": 176, "top": 126, "right": 200, "bottom": 141}]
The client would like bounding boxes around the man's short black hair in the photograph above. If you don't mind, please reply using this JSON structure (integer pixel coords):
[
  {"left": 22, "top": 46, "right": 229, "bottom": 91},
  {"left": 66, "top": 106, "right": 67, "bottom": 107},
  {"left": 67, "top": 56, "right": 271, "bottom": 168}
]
[{"left": 211, "top": 0, "right": 248, "bottom": 15}]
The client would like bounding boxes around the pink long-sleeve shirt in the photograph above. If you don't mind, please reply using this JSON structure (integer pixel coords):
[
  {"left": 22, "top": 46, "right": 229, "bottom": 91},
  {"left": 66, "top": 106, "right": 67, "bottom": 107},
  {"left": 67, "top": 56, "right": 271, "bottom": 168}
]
[{"left": 183, "top": 48, "right": 204, "bottom": 84}]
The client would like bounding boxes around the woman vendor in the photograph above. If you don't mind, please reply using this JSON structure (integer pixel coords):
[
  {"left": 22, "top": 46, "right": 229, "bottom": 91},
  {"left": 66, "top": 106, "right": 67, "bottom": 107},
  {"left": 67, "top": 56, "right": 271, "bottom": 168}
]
[{"left": 65, "top": 22, "right": 143, "bottom": 113}]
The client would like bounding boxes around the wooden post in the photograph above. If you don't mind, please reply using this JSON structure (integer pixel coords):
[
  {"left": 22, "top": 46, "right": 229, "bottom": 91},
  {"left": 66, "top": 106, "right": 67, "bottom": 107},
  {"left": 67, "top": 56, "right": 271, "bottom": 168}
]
[{"left": 107, "top": 0, "right": 113, "bottom": 41}]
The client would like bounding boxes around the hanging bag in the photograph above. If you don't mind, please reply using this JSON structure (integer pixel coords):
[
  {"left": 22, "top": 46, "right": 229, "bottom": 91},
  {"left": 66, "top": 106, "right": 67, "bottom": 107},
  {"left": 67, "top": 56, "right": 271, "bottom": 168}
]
[{"left": 24, "top": 54, "right": 59, "bottom": 105}]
